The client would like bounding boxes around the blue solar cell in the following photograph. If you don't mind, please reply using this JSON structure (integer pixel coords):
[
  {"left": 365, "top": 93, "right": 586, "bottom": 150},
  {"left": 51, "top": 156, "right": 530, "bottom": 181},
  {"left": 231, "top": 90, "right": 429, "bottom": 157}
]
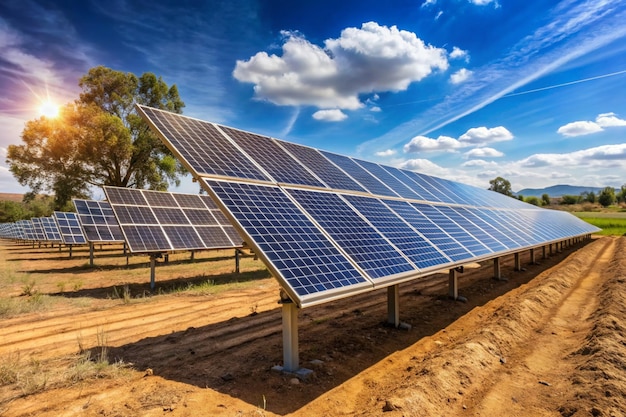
[
  {"left": 287, "top": 189, "right": 415, "bottom": 279},
  {"left": 343, "top": 195, "right": 451, "bottom": 269},
  {"left": 320, "top": 151, "right": 399, "bottom": 197},
  {"left": 399, "top": 171, "right": 447, "bottom": 203},
  {"left": 40, "top": 217, "right": 62, "bottom": 241},
  {"left": 384, "top": 200, "right": 472, "bottom": 262},
  {"left": 416, "top": 204, "right": 492, "bottom": 257},
  {"left": 204, "top": 179, "right": 368, "bottom": 297},
  {"left": 437, "top": 206, "right": 508, "bottom": 253},
  {"left": 53, "top": 212, "right": 87, "bottom": 244},
  {"left": 381, "top": 166, "right": 440, "bottom": 202},
  {"left": 31, "top": 218, "right": 47, "bottom": 241},
  {"left": 138, "top": 106, "right": 270, "bottom": 181},
  {"left": 278, "top": 141, "right": 367, "bottom": 192},
  {"left": 221, "top": 126, "right": 325, "bottom": 187},
  {"left": 352, "top": 160, "right": 424, "bottom": 200},
  {"left": 462, "top": 208, "right": 526, "bottom": 250}
]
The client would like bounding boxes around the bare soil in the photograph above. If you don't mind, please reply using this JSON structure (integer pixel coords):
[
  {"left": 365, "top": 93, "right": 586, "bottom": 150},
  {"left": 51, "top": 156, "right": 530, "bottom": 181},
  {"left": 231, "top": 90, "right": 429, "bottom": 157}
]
[{"left": 1, "top": 236, "right": 625, "bottom": 416}]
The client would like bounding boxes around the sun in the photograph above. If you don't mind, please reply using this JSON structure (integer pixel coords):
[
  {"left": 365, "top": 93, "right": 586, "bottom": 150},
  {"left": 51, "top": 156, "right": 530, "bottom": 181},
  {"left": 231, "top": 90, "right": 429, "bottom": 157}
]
[{"left": 39, "top": 100, "right": 60, "bottom": 118}]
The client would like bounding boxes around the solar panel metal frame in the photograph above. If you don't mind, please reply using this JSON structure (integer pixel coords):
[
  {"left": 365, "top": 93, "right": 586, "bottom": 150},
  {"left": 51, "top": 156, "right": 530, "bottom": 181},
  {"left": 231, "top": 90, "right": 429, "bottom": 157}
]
[
  {"left": 103, "top": 186, "right": 243, "bottom": 254},
  {"left": 136, "top": 105, "right": 600, "bottom": 308},
  {"left": 53, "top": 212, "right": 87, "bottom": 245}
]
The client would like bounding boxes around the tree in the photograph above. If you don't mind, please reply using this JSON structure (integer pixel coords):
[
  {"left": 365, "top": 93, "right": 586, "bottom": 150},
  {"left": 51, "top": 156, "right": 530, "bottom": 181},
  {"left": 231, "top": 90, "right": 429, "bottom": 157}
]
[
  {"left": 617, "top": 184, "right": 626, "bottom": 204},
  {"left": 541, "top": 193, "right": 550, "bottom": 206},
  {"left": 561, "top": 195, "right": 579, "bottom": 205},
  {"left": 6, "top": 66, "right": 185, "bottom": 209},
  {"left": 488, "top": 176, "right": 513, "bottom": 197},
  {"left": 525, "top": 196, "right": 541, "bottom": 206},
  {"left": 598, "top": 187, "right": 616, "bottom": 207}
]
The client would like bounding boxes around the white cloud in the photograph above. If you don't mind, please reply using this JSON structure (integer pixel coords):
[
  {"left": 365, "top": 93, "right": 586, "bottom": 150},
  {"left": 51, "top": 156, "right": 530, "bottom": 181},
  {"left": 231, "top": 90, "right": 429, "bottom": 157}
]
[
  {"left": 375, "top": 149, "right": 396, "bottom": 157},
  {"left": 234, "top": 22, "right": 448, "bottom": 110},
  {"left": 370, "top": 106, "right": 381, "bottom": 112},
  {"left": 557, "top": 120, "right": 602, "bottom": 137},
  {"left": 596, "top": 112, "right": 626, "bottom": 127},
  {"left": 461, "top": 159, "right": 499, "bottom": 168},
  {"left": 400, "top": 158, "right": 449, "bottom": 176},
  {"left": 449, "top": 47, "right": 469, "bottom": 61},
  {"left": 450, "top": 68, "right": 473, "bottom": 84},
  {"left": 312, "top": 109, "right": 348, "bottom": 122},
  {"left": 469, "top": 0, "right": 499, "bottom": 6},
  {"left": 421, "top": 0, "right": 437, "bottom": 7},
  {"left": 458, "top": 126, "right": 513, "bottom": 145},
  {"left": 464, "top": 147, "right": 504, "bottom": 158},
  {"left": 403, "top": 135, "right": 463, "bottom": 153},
  {"left": 519, "top": 143, "right": 626, "bottom": 168},
  {"left": 557, "top": 112, "right": 626, "bottom": 137}
]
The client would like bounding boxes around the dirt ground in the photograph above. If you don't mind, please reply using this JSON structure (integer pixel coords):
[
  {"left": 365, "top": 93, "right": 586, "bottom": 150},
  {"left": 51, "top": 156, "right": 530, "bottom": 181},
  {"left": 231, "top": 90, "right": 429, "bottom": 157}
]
[{"left": 1, "top": 235, "right": 625, "bottom": 416}]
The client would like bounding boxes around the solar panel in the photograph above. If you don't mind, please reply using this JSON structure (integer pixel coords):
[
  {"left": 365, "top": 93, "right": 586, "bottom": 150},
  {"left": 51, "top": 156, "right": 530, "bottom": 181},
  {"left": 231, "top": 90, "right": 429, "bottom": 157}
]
[
  {"left": 220, "top": 126, "right": 325, "bottom": 188},
  {"left": 137, "top": 106, "right": 270, "bottom": 181},
  {"left": 30, "top": 218, "right": 47, "bottom": 241},
  {"left": 204, "top": 179, "right": 370, "bottom": 302},
  {"left": 53, "top": 212, "right": 87, "bottom": 245},
  {"left": 40, "top": 217, "right": 62, "bottom": 242},
  {"left": 137, "top": 105, "right": 601, "bottom": 309},
  {"left": 103, "top": 186, "right": 242, "bottom": 253},
  {"left": 73, "top": 199, "right": 125, "bottom": 243}
]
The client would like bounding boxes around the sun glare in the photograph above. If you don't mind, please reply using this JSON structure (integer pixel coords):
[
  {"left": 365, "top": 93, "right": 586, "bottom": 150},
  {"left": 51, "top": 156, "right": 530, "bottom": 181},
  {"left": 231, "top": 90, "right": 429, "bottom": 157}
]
[{"left": 39, "top": 100, "right": 60, "bottom": 118}]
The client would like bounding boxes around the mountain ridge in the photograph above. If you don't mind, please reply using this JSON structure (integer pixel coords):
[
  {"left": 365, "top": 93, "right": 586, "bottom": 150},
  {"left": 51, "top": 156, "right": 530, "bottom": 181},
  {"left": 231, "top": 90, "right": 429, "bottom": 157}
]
[{"left": 516, "top": 184, "right": 606, "bottom": 198}]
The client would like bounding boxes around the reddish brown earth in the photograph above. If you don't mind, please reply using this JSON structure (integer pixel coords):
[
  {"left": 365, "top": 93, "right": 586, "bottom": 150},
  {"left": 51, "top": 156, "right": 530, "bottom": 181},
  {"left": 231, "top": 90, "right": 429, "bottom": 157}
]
[{"left": 1, "top": 236, "right": 625, "bottom": 416}]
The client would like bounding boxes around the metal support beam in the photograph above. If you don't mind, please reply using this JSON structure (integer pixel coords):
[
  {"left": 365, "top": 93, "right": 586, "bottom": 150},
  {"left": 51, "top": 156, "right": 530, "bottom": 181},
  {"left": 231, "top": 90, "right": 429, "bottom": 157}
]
[
  {"left": 493, "top": 257, "right": 501, "bottom": 280},
  {"left": 89, "top": 242, "right": 95, "bottom": 266},
  {"left": 542, "top": 245, "right": 547, "bottom": 259},
  {"left": 150, "top": 254, "right": 157, "bottom": 290},
  {"left": 514, "top": 253, "right": 521, "bottom": 271},
  {"left": 281, "top": 299, "right": 299, "bottom": 372},
  {"left": 448, "top": 269, "right": 458, "bottom": 300},
  {"left": 190, "top": 250, "right": 195, "bottom": 261},
  {"left": 530, "top": 248, "right": 537, "bottom": 265},
  {"left": 387, "top": 285, "right": 400, "bottom": 327},
  {"left": 69, "top": 244, "right": 73, "bottom": 259},
  {"left": 235, "top": 249, "right": 240, "bottom": 274}
]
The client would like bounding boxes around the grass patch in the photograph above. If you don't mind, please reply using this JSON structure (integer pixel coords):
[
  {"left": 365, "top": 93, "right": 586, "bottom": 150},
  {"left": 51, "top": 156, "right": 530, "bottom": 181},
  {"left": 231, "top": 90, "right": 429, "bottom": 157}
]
[
  {"left": 575, "top": 212, "right": 626, "bottom": 236},
  {"left": 0, "top": 293, "right": 56, "bottom": 318}
]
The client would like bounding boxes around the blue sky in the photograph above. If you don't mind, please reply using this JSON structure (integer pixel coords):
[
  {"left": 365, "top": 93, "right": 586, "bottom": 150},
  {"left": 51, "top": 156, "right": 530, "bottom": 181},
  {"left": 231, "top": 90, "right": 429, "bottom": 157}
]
[{"left": 1, "top": 0, "right": 625, "bottom": 196}]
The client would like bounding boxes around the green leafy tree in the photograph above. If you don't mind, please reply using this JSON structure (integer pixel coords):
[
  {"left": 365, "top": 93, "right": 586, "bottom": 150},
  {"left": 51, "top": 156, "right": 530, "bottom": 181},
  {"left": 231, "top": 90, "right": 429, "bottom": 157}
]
[
  {"left": 598, "top": 187, "right": 616, "bottom": 207},
  {"left": 617, "top": 184, "right": 626, "bottom": 203},
  {"left": 561, "top": 195, "right": 580, "bottom": 205},
  {"left": 517, "top": 194, "right": 524, "bottom": 201},
  {"left": 525, "top": 196, "right": 541, "bottom": 206},
  {"left": 541, "top": 193, "right": 550, "bottom": 206},
  {"left": 6, "top": 66, "right": 185, "bottom": 209},
  {"left": 488, "top": 176, "right": 513, "bottom": 197}
]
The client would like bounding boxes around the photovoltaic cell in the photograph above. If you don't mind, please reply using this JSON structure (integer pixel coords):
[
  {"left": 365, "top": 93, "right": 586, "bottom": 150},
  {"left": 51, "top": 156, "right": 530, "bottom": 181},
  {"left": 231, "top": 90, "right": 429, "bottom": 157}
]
[
  {"left": 354, "top": 160, "right": 423, "bottom": 200},
  {"left": 278, "top": 141, "right": 367, "bottom": 192},
  {"left": 73, "top": 199, "right": 125, "bottom": 243},
  {"left": 204, "top": 179, "right": 369, "bottom": 299},
  {"left": 103, "top": 186, "right": 242, "bottom": 253},
  {"left": 343, "top": 195, "right": 451, "bottom": 270},
  {"left": 436, "top": 206, "right": 508, "bottom": 253},
  {"left": 40, "top": 217, "right": 62, "bottom": 242},
  {"left": 138, "top": 105, "right": 269, "bottom": 181},
  {"left": 320, "top": 151, "right": 399, "bottom": 197},
  {"left": 287, "top": 189, "right": 414, "bottom": 279},
  {"left": 220, "top": 126, "right": 325, "bottom": 188},
  {"left": 53, "top": 212, "right": 87, "bottom": 245},
  {"left": 31, "top": 218, "right": 47, "bottom": 241}
]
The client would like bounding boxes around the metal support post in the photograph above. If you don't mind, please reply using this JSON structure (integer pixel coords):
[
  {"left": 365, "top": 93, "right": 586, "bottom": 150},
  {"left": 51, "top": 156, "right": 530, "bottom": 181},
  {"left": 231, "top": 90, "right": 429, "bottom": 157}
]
[
  {"left": 493, "top": 257, "right": 501, "bottom": 280},
  {"left": 89, "top": 242, "right": 95, "bottom": 266},
  {"left": 530, "top": 248, "right": 537, "bottom": 265},
  {"left": 514, "top": 253, "right": 522, "bottom": 271},
  {"left": 69, "top": 244, "right": 73, "bottom": 259},
  {"left": 542, "top": 245, "right": 547, "bottom": 259},
  {"left": 150, "top": 254, "right": 157, "bottom": 290},
  {"left": 282, "top": 299, "right": 299, "bottom": 372},
  {"left": 190, "top": 250, "right": 195, "bottom": 261},
  {"left": 448, "top": 269, "right": 458, "bottom": 300},
  {"left": 387, "top": 284, "right": 400, "bottom": 327},
  {"left": 235, "top": 249, "right": 240, "bottom": 274}
]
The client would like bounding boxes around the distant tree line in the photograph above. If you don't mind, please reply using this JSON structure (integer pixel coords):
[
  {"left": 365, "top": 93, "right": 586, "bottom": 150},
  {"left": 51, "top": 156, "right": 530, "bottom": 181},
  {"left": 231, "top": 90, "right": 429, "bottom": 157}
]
[
  {"left": 489, "top": 177, "right": 626, "bottom": 208},
  {"left": 0, "top": 196, "right": 55, "bottom": 223}
]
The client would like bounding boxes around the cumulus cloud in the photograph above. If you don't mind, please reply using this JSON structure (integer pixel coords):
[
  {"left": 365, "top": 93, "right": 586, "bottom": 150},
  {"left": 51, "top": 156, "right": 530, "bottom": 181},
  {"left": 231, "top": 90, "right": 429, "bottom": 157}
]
[
  {"left": 596, "top": 112, "right": 626, "bottom": 127},
  {"left": 461, "top": 159, "right": 499, "bottom": 168},
  {"left": 375, "top": 149, "right": 396, "bottom": 157},
  {"left": 403, "top": 135, "right": 463, "bottom": 153},
  {"left": 557, "top": 112, "right": 626, "bottom": 137},
  {"left": 450, "top": 68, "right": 473, "bottom": 84},
  {"left": 469, "top": 0, "right": 499, "bottom": 6},
  {"left": 519, "top": 143, "right": 626, "bottom": 168},
  {"left": 464, "top": 147, "right": 504, "bottom": 158},
  {"left": 458, "top": 126, "right": 513, "bottom": 145},
  {"left": 312, "top": 109, "right": 348, "bottom": 122},
  {"left": 233, "top": 22, "right": 448, "bottom": 111},
  {"left": 449, "top": 46, "right": 469, "bottom": 61},
  {"left": 421, "top": 0, "right": 437, "bottom": 7},
  {"left": 400, "top": 158, "right": 449, "bottom": 175}
]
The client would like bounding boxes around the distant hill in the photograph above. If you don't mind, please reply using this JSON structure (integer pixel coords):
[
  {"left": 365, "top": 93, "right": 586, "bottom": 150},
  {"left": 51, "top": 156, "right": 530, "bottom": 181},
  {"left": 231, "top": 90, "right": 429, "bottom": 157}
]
[
  {"left": 0, "top": 193, "right": 24, "bottom": 202},
  {"left": 516, "top": 185, "right": 606, "bottom": 198}
]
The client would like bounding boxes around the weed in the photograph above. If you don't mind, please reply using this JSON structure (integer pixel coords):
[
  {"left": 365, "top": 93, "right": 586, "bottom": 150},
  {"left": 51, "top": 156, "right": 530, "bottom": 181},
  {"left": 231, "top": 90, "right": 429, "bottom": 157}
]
[
  {"left": 249, "top": 303, "right": 259, "bottom": 316},
  {"left": 72, "top": 280, "right": 83, "bottom": 291},
  {"left": 0, "top": 353, "right": 20, "bottom": 385},
  {"left": 56, "top": 281, "right": 66, "bottom": 293},
  {"left": 20, "top": 280, "right": 37, "bottom": 296}
]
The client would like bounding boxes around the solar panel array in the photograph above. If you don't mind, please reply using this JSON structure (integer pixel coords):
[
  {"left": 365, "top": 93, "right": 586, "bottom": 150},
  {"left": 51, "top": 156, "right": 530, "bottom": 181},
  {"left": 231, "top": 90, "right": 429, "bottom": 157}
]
[
  {"left": 139, "top": 106, "right": 601, "bottom": 306},
  {"left": 73, "top": 199, "right": 125, "bottom": 243},
  {"left": 103, "top": 186, "right": 243, "bottom": 253}
]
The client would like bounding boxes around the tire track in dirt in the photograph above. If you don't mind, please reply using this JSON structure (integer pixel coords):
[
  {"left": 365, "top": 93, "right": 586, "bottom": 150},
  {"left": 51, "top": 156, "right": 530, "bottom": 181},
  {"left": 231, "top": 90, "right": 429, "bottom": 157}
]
[{"left": 467, "top": 237, "right": 615, "bottom": 416}]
